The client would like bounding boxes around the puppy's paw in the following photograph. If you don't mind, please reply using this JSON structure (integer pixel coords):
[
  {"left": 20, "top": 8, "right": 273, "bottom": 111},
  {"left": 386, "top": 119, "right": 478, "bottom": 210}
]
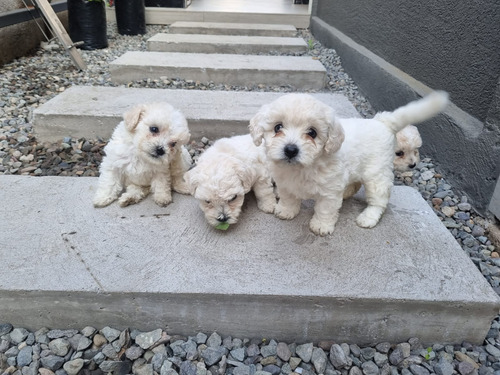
[
  {"left": 356, "top": 215, "right": 379, "bottom": 228},
  {"left": 356, "top": 207, "right": 383, "bottom": 228},
  {"left": 309, "top": 217, "right": 335, "bottom": 236},
  {"left": 153, "top": 192, "right": 173, "bottom": 207},
  {"left": 118, "top": 194, "right": 142, "bottom": 207},
  {"left": 275, "top": 202, "right": 300, "bottom": 220},
  {"left": 257, "top": 198, "right": 276, "bottom": 214},
  {"left": 93, "top": 195, "right": 116, "bottom": 208}
]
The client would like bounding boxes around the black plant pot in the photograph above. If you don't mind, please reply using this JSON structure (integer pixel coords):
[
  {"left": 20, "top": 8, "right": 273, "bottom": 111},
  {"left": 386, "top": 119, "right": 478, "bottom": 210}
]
[
  {"left": 115, "top": 0, "right": 146, "bottom": 35},
  {"left": 68, "top": 0, "right": 108, "bottom": 50}
]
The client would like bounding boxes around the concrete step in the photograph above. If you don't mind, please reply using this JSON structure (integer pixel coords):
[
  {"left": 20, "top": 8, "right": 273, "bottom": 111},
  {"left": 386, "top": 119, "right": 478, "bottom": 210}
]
[
  {"left": 32, "top": 87, "right": 358, "bottom": 142},
  {"left": 109, "top": 51, "right": 326, "bottom": 90},
  {"left": 147, "top": 33, "right": 307, "bottom": 54},
  {"left": 168, "top": 21, "right": 298, "bottom": 37},
  {"left": 106, "top": 9, "right": 310, "bottom": 29},
  {"left": 2, "top": 174, "right": 499, "bottom": 344}
]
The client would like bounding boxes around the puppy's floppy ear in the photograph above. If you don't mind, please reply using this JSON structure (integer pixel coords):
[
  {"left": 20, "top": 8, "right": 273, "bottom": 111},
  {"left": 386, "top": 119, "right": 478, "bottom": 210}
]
[
  {"left": 179, "top": 131, "right": 191, "bottom": 145},
  {"left": 324, "top": 113, "right": 345, "bottom": 154},
  {"left": 249, "top": 105, "right": 268, "bottom": 146},
  {"left": 123, "top": 105, "right": 146, "bottom": 132},
  {"left": 172, "top": 110, "right": 191, "bottom": 145}
]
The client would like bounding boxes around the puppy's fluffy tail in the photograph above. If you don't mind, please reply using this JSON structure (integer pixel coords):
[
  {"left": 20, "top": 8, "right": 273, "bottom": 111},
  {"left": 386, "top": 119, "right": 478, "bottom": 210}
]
[{"left": 375, "top": 91, "right": 449, "bottom": 134}]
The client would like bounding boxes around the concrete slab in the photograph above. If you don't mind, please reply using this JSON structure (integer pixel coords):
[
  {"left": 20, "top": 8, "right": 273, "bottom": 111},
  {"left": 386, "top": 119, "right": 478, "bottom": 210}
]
[
  {"left": 147, "top": 33, "right": 307, "bottom": 54},
  {"left": 105, "top": 9, "right": 310, "bottom": 29},
  {"left": 32, "top": 86, "right": 360, "bottom": 142},
  {"left": 1, "top": 174, "right": 499, "bottom": 344},
  {"left": 109, "top": 51, "right": 326, "bottom": 90},
  {"left": 200, "top": 12, "right": 309, "bottom": 29},
  {"left": 168, "top": 21, "right": 297, "bottom": 37}
]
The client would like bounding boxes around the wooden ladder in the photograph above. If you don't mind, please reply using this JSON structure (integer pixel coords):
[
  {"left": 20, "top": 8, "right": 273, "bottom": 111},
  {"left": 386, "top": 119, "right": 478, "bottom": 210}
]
[{"left": 31, "top": 0, "right": 87, "bottom": 70}]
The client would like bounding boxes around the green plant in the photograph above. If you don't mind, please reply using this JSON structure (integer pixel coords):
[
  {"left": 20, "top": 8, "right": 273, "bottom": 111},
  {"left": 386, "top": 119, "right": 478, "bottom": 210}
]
[
  {"left": 424, "top": 347, "right": 432, "bottom": 360},
  {"left": 307, "top": 39, "right": 314, "bottom": 50}
]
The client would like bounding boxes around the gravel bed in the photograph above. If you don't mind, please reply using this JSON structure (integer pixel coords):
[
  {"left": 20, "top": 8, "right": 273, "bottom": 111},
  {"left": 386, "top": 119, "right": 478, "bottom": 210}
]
[{"left": 1, "top": 21, "right": 500, "bottom": 375}]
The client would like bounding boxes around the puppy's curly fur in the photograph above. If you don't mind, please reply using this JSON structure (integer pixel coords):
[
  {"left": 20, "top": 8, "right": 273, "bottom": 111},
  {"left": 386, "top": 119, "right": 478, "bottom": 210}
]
[
  {"left": 93, "top": 102, "right": 192, "bottom": 208},
  {"left": 345, "top": 124, "right": 424, "bottom": 198},
  {"left": 184, "top": 134, "right": 276, "bottom": 227},
  {"left": 249, "top": 92, "right": 448, "bottom": 236}
]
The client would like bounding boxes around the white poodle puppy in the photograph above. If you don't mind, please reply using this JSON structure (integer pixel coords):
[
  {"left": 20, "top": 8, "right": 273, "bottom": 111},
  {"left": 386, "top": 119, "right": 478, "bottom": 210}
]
[
  {"left": 249, "top": 91, "right": 448, "bottom": 236},
  {"left": 394, "top": 125, "right": 422, "bottom": 172},
  {"left": 93, "top": 102, "right": 192, "bottom": 208},
  {"left": 345, "top": 124, "right": 424, "bottom": 197},
  {"left": 184, "top": 134, "right": 276, "bottom": 228}
]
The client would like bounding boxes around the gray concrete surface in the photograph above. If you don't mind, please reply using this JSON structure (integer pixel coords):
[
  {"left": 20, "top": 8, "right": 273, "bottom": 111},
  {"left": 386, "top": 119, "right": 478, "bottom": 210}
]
[
  {"left": 105, "top": 9, "right": 310, "bottom": 29},
  {"left": 1, "top": 174, "right": 499, "bottom": 344},
  {"left": 109, "top": 51, "right": 326, "bottom": 89},
  {"left": 32, "top": 87, "right": 360, "bottom": 142},
  {"left": 311, "top": 0, "right": 499, "bottom": 121},
  {"left": 310, "top": 15, "right": 500, "bottom": 216},
  {"left": 168, "top": 21, "right": 297, "bottom": 36},
  {"left": 147, "top": 33, "right": 307, "bottom": 54},
  {"left": 490, "top": 180, "right": 500, "bottom": 220}
]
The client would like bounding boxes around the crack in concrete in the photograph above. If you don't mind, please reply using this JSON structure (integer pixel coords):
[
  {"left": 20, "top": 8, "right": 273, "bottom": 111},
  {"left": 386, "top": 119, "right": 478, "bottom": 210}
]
[{"left": 61, "top": 232, "right": 105, "bottom": 292}]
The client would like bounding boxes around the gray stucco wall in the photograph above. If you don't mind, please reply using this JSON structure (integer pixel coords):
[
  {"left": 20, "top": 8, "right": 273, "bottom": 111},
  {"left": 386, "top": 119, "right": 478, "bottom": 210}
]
[
  {"left": 0, "top": 1, "right": 68, "bottom": 67},
  {"left": 312, "top": 0, "right": 500, "bottom": 122},
  {"left": 310, "top": 1, "right": 500, "bottom": 217}
]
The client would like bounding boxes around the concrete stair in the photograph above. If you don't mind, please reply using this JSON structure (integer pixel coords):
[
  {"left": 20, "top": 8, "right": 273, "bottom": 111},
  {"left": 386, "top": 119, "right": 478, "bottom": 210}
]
[
  {"left": 20, "top": 21, "right": 500, "bottom": 344},
  {"left": 32, "top": 86, "right": 359, "bottom": 142},
  {"left": 2, "top": 174, "right": 499, "bottom": 344},
  {"left": 109, "top": 51, "right": 326, "bottom": 89},
  {"left": 147, "top": 33, "right": 307, "bottom": 54},
  {"left": 105, "top": 10, "right": 310, "bottom": 29},
  {"left": 168, "top": 21, "right": 298, "bottom": 36}
]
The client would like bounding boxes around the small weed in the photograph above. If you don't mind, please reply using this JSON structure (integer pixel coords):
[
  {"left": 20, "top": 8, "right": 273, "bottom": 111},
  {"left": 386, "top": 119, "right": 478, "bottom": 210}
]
[
  {"left": 424, "top": 347, "right": 432, "bottom": 360},
  {"left": 307, "top": 39, "right": 315, "bottom": 50}
]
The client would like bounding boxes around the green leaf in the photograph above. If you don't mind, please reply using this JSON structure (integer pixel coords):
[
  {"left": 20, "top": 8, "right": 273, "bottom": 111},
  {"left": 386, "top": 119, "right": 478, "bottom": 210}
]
[{"left": 215, "top": 222, "right": 230, "bottom": 230}]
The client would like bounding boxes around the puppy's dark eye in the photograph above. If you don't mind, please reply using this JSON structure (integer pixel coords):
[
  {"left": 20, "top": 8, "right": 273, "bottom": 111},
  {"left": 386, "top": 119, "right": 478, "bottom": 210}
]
[
  {"left": 169, "top": 141, "right": 177, "bottom": 148},
  {"left": 205, "top": 200, "right": 211, "bottom": 204},
  {"left": 274, "top": 123, "right": 283, "bottom": 133},
  {"left": 307, "top": 128, "right": 317, "bottom": 139},
  {"left": 228, "top": 195, "right": 237, "bottom": 202},
  {"left": 395, "top": 151, "right": 404, "bottom": 157},
  {"left": 150, "top": 126, "right": 159, "bottom": 134}
]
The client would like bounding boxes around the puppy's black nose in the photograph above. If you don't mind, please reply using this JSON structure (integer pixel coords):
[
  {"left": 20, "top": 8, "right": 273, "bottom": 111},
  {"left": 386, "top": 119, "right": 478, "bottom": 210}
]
[
  {"left": 155, "top": 146, "right": 165, "bottom": 156},
  {"left": 284, "top": 144, "right": 299, "bottom": 159},
  {"left": 217, "top": 214, "right": 229, "bottom": 223},
  {"left": 409, "top": 163, "right": 416, "bottom": 169}
]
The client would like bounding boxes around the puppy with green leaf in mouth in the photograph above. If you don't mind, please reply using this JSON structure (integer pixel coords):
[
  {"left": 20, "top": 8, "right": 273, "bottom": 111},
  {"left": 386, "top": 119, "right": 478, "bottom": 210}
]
[{"left": 184, "top": 134, "right": 277, "bottom": 230}]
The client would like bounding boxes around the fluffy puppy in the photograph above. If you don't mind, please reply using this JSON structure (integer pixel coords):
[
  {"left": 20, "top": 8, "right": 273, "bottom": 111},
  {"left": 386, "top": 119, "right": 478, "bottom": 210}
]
[
  {"left": 345, "top": 124, "right": 424, "bottom": 198},
  {"left": 93, "top": 102, "right": 192, "bottom": 208},
  {"left": 394, "top": 125, "right": 422, "bottom": 172},
  {"left": 249, "top": 92, "right": 448, "bottom": 236},
  {"left": 184, "top": 134, "right": 276, "bottom": 228}
]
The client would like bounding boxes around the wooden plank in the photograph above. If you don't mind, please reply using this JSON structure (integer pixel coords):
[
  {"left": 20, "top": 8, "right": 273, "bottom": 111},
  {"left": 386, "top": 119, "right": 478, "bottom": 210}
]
[{"left": 32, "top": 0, "right": 87, "bottom": 70}]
